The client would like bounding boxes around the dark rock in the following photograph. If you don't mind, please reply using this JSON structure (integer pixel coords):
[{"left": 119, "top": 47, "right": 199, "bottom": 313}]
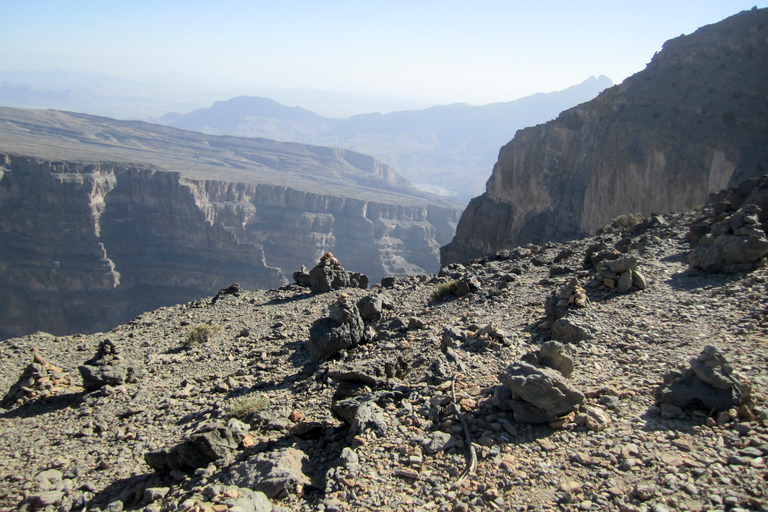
[
  {"left": 658, "top": 346, "right": 744, "bottom": 412},
  {"left": 357, "top": 294, "right": 384, "bottom": 320},
  {"left": 292, "top": 266, "right": 311, "bottom": 286},
  {"left": 307, "top": 304, "right": 364, "bottom": 362},
  {"left": 211, "top": 283, "right": 242, "bottom": 304},
  {"left": 229, "top": 447, "right": 311, "bottom": 499},
  {"left": 309, "top": 265, "right": 368, "bottom": 293},
  {"left": 79, "top": 339, "right": 143, "bottom": 391},
  {"left": 146, "top": 426, "right": 238, "bottom": 472},
  {"left": 551, "top": 312, "right": 595, "bottom": 343},
  {"left": 381, "top": 276, "right": 397, "bottom": 288}
]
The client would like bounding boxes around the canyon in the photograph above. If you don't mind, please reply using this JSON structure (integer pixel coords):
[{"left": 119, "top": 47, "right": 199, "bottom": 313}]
[
  {"left": 0, "top": 110, "right": 460, "bottom": 339},
  {"left": 441, "top": 7, "right": 768, "bottom": 265}
]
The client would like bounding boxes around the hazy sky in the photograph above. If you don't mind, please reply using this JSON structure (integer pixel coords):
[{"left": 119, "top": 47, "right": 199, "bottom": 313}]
[{"left": 2, "top": 1, "right": 766, "bottom": 105}]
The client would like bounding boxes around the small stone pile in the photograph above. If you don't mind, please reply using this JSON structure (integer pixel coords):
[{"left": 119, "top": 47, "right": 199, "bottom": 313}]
[
  {"left": 307, "top": 294, "right": 365, "bottom": 362},
  {"left": 589, "top": 254, "right": 647, "bottom": 293},
  {"left": 78, "top": 339, "right": 144, "bottom": 391},
  {"left": 293, "top": 252, "right": 369, "bottom": 293},
  {"left": 658, "top": 345, "right": 751, "bottom": 419},
  {"left": 1, "top": 348, "right": 71, "bottom": 406},
  {"left": 689, "top": 203, "right": 768, "bottom": 272},
  {"left": 554, "top": 278, "right": 588, "bottom": 308}
]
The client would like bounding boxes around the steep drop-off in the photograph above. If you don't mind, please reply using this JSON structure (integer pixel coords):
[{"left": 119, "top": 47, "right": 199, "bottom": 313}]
[
  {"left": 0, "top": 111, "right": 460, "bottom": 339},
  {"left": 442, "top": 7, "right": 768, "bottom": 265}
]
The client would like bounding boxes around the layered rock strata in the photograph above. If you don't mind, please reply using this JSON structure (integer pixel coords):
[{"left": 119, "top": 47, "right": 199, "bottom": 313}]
[
  {"left": 442, "top": 7, "right": 768, "bottom": 265},
  {"left": 0, "top": 154, "right": 459, "bottom": 339}
]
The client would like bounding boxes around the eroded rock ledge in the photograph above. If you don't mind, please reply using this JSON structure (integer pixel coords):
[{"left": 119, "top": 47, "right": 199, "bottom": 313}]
[{"left": 0, "top": 154, "right": 459, "bottom": 339}]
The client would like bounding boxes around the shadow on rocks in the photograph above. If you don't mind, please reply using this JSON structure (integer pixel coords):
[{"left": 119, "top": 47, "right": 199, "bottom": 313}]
[
  {"left": 664, "top": 267, "right": 742, "bottom": 292},
  {"left": 0, "top": 391, "right": 84, "bottom": 420},
  {"left": 83, "top": 472, "right": 156, "bottom": 512}
]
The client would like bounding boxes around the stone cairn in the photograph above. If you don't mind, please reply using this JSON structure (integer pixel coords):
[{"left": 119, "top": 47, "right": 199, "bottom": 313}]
[
  {"left": 2, "top": 348, "right": 71, "bottom": 406},
  {"left": 657, "top": 345, "right": 754, "bottom": 421},
  {"left": 78, "top": 339, "right": 144, "bottom": 391},
  {"left": 689, "top": 203, "right": 768, "bottom": 272},
  {"left": 293, "top": 252, "right": 369, "bottom": 293},
  {"left": 585, "top": 251, "right": 647, "bottom": 294},
  {"left": 555, "top": 278, "right": 588, "bottom": 308}
]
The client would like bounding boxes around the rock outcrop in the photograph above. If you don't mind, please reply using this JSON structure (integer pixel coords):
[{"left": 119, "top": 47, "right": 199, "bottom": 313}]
[{"left": 442, "top": 7, "right": 768, "bottom": 265}]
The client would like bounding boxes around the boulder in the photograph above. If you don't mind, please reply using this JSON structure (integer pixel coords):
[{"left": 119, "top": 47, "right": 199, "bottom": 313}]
[
  {"left": 229, "top": 447, "right": 311, "bottom": 499},
  {"left": 145, "top": 425, "right": 239, "bottom": 472},
  {"left": 499, "top": 362, "right": 585, "bottom": 423},
  {"left": 307, "top": 252, "right": 369, "bottom": 293},
  {"left": 357, "top": 294, "right": 384, "bottom": 320},
  {"left": 551, "top": 312, "right": 595, "bottom": 343},
  {"left": 536, "top": 341, "right": 575, "bottom": 378},
  {"left": 307, "top": 300, "right": 364, "bottom": 362},
  {"left": 310, "top": 265, "right": 368, "bottom": 293}
]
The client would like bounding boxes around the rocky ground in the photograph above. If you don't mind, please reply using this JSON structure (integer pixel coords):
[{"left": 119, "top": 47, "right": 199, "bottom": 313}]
[{"left": 1, "top": 198, "right": 768, "bottom": 512}]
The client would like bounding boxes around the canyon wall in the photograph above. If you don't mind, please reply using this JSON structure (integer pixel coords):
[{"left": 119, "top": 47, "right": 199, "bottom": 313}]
[
  {"left": 0, "top": 155, "right": 458, "bottom": 339},
  {"left": 442, "top": 7, "right": 768, "bottom": 265}
]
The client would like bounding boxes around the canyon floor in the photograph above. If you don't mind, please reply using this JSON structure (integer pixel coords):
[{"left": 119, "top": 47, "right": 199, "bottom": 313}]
[{"left": 1, "top": 205, "right": 767, "bottom": 512}]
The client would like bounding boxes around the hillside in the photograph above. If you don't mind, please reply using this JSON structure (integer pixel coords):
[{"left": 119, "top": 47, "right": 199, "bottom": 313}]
[
  {"left": 1, "top": 175, "right": 766, "bottom": 511},
  {"left": 155, "top": 76, "right": 613, "bottom": 199},
  {"left": 441, "top": 7, "right": 768, "bottom": 265},
  {"left": 0, "top": 108, "right": 462, "bottom": 339}
]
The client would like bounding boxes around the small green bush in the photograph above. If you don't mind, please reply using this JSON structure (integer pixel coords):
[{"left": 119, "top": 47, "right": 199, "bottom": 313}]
[
  {"left": 184, "top": 322, "right": 223, "bottom": 346},
  {"left": 430, "top": 280, "right": 458, "bottom": 301},
  {"left": 226, "top": 393, "right": 269, "bottom": 419}
]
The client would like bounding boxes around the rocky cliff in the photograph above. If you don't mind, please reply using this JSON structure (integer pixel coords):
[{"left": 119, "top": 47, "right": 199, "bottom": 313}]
[
  {"left": 442, "top": 7, "right": 768, "bottom": 265},
  {"left": 0, "top": 112, "right": 460, "bottom": 339}
]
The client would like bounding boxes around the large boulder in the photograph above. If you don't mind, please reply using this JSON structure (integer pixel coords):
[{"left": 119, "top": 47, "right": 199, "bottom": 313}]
[{"left": 306, "top": 252, "right": 369, "bottom": 293}]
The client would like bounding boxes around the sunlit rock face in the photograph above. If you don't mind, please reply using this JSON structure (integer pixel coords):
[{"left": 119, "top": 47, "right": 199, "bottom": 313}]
[
  {"left": 442, "top": 8, "right": 768, "bottom": 265},
  {"left": 0, "top": 155, "right": 459, "bottom": 339}
]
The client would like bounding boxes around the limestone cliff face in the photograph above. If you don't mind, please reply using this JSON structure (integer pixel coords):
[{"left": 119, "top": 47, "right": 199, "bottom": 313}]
[
  {"left": 442, "top": 8, "right": 768, "bottom": 265},
  {"left": 0, "top": 155, "right": 458, "bottom": 339}
]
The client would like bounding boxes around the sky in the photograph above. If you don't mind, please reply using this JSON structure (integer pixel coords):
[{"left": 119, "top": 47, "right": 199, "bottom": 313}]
[{"left": 2, "top": 1, "right": 767, "bottom": 107}]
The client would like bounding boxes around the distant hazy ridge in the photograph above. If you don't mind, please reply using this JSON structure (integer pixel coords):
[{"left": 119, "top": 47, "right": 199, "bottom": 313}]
[{"left": 155, "top": 76, "right": 613, "bottom": 199}]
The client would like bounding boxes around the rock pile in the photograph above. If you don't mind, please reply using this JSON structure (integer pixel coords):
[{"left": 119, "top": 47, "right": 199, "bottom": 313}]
[
  {"left": 658, "top": 345, "right": 751, "bottom": 419},
  {"left": 689, "top": 203, "right": 768, "bottom": 272},
  {"left": 1, "top": 347, "right": 71, "bottom": 406},
  {"left": 78, "top": 339, "right": 144, "bottom": 391},
  {"left": 293, "top": 253, "right": 369, "bottom": 293},
  {"left": 587, "top": 253, "right": 647, "bottom": 294}
]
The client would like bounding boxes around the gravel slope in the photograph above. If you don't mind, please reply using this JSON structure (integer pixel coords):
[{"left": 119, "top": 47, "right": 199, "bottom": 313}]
[{"left": 1, "top": 206, "right": 767, "bottom": 512}]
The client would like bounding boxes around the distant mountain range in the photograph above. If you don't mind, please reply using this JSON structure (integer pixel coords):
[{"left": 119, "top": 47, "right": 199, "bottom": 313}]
[{"left": 154, "top": 76, "right": 613, "bottom": 199}]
